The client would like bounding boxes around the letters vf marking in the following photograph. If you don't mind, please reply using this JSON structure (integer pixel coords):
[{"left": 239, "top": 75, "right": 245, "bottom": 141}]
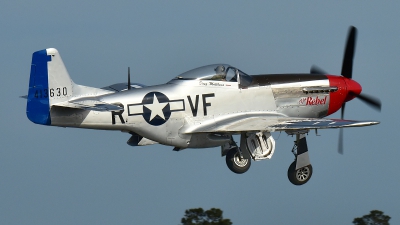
[
  {"left": 187, "top": 95, "right": 199, "bottom": 117},
  {"left": 187, "top": 93, "right": 215, "bottom": 117}
]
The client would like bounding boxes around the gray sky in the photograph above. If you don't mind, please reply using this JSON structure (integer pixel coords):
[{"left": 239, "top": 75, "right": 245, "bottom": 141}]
[{"left": 1, "top": 1, "right": 399, "bottom": 224}]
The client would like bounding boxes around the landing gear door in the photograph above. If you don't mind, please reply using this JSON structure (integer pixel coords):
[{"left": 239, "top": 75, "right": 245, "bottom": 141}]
[{"left": 241, "top": 132, "right": 276, "bottom": 161}]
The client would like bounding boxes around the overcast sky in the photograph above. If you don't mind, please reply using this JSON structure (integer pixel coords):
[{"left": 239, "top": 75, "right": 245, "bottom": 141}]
[{"left": 1, "top": 1, "right": 399, "bottom": 224}]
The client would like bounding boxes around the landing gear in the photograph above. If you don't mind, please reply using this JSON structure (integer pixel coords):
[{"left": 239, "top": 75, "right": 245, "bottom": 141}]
[
  {"left": 287, "top": 161, "right": 313, "bottom": 185},
  {"left": 287, "top": 133, "right": 313, "bottom": 185},
  {"left": 223, "top": 132, "right": 276, "bottom": 174},
  {"left": 222, "top": 132, "right": 314, "bottom": 184},
  {"left": 225, "top": 148, "right": 251, "bottom": 174}
]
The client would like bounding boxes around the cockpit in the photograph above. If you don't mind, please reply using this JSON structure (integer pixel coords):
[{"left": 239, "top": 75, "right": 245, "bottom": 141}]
[{"left": 173, "top": 64, "right": 250, "bottom": 82}]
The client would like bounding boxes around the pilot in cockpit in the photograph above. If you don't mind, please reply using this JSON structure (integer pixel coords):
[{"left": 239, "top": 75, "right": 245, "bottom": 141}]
[{"left": 212, "top": 65, "right": 227, "bottom": 81}]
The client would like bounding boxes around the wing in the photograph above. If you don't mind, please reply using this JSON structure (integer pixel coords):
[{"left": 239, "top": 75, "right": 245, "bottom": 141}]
[
  {"left": 181, "top": 112, "right": 379, "bottom": 134},
  {"left": 271, "top": 118, "right": 379, "bottom": 130}
]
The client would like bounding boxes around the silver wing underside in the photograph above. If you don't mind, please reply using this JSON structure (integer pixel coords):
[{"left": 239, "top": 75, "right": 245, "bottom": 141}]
[{"left": 181, "top": 112, "right": 379, "bottom": 134}]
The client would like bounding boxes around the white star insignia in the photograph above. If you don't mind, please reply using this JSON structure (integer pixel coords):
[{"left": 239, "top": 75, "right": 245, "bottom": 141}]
[{"left": 144, "top": 94, "right": 168, "bottom": 121}]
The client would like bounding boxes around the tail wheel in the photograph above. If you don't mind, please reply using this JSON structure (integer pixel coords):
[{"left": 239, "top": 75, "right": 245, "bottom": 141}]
[
  {"left": 287, "top": 161, "right": 313, "bottom": 185},
  {"left": 225, "top": 148, "right": 251, "bottom": 174}
]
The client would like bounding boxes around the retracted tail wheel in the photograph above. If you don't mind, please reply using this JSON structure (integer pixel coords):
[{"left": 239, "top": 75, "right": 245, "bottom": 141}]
[
  {"left": 287, "top": 161, "right": 313, "bottom": 185},
  {"left": 226, "top": 148, "right": 251, "bottom": 174}
]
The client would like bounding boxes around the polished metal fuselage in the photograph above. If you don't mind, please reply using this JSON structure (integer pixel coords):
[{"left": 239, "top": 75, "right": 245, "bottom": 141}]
[{"left": 50, "top": 74, "right": 330, "bottom": 148}]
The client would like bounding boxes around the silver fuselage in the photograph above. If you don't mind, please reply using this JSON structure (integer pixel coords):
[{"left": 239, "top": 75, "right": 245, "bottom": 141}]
[{"left": 50, "top": 74, "right": 330, "bottom": 148}]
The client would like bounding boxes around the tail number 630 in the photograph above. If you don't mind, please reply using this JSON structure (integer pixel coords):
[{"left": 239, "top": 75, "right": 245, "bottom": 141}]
[{"left": 50, "top": 87, "right": 68, "bottom": 97}]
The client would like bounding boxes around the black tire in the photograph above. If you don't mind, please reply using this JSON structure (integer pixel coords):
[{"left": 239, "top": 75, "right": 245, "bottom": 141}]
[
  {"left": 287, "top": 161, "right": 313, "bottom": 185},
  {"left": 225, "top": 148, "right": 251, "bottom": 174}
]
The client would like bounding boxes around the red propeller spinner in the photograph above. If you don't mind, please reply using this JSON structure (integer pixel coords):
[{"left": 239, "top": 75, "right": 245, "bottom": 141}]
[{"left": 326, "top": 75, "right": 362, "bottom": 116}]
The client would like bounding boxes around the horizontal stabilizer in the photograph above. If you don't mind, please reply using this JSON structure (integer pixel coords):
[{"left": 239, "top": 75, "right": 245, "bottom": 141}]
[
  {"left": 53, "top": 100, "right": 123, "bottom": 112},
  {"left": 101, "top": 82, "right": 146, "bottom": 92}
]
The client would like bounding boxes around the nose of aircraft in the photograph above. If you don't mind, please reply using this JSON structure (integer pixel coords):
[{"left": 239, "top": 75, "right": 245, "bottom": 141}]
[{"left": 344, "top": 78, "right": 362, "bottom": 102}]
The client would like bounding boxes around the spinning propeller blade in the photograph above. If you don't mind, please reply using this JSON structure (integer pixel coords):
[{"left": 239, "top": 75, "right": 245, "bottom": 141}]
[
  {"left": 341, "top": 26, "right": 357, "bottom": 79},
  {"left": 355, "top": 93, "right": 381, "bottom": 111},
  {"left": 338, "top": 128, "right": 344, "bottom": 154},
  {"left": 338, "top": 103, "right": 345, "bottom": 154},
  {"left": 310, "top": 65, "right": 327, "bottom": 74},
  {"left": 128, "top": 67, "right": 131, "bottom": 90},
  {"left": 338, "top": 26, "right": 382, "bottom": 153}
]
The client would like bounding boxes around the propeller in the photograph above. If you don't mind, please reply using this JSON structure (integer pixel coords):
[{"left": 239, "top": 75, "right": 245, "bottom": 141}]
[
  {"left": 341, "top": 26, "right": 357, "bottom": 79},
  {"left": 128, "top": 67, "right": 131, "bottom": 90},
  {"left": 337, "top": 26, "right": 356, "bottom": 154},
  {"left": 355, "top": 92, "right": 381, "bottom": 111},
  {"left": 310, "top": 65, "right": 327, "bottom": 74},
  {"left": 338, "top": 103, "right": 345, "bottom": 154},
  {"left": 310, "top": 26, "right": 382, "bottom": 154},
  {"left": 338, "top": 26, "right": 382, "bottom": 153}
]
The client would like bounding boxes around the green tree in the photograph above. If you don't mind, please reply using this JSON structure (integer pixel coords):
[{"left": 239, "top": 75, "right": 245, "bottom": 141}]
[
  {"left": 180, "top": 208, "right": 232, "bottom": 225},
  {"left": 353, "top": 210, "right": 391, "bottom": 225}
]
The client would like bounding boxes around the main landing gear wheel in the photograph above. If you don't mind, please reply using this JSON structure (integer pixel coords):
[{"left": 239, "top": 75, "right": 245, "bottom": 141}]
[
  {"left": 226, "top": 148, "right": 251, "bottom": 174},
  {"left": 287, "top": 161, "right": 313, "bottom": 185}
]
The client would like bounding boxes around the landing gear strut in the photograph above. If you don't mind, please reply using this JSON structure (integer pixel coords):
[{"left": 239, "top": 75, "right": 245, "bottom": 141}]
[{"left": 287, "top": 133, "right": 313, "bottom": 185}]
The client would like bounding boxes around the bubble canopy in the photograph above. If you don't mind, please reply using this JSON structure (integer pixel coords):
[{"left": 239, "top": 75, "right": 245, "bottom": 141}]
[{"left": 173, "top": 64, "right": 248, "bottom": 81}]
